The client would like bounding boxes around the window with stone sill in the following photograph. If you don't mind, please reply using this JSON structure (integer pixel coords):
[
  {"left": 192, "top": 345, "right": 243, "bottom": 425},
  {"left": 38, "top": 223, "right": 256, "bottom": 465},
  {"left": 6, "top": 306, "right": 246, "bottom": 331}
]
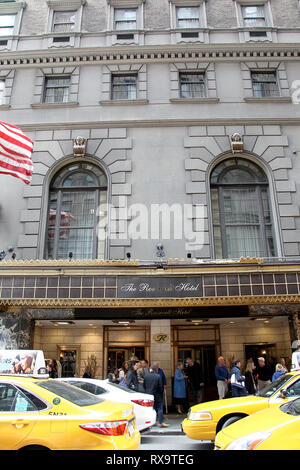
[
  {"left": 111, "top": 74, "right": 137, "bottom": 100},
  {"left": 52, "top": 10, "right": 77, "bottom": 33},
  {"left": 179, "top": 72, "right": 206, "bottom": 99},
  {"left": 251, "top": 71, "right": 279, "bottom": 98},
  {"left": 242, "top": 5, "right": 266, "bottom": 27},
  {"left": 0, "top": 80, "right": 5, "bottom": 104},
  {"left": 43, "top": 75, "right": 71, "bottom": 103},
  {"left": 114, "top": 8, "right": 137, "bottom": 30},
  {"left": 176, "top": 6, "right": 201, "bottom": 29}
]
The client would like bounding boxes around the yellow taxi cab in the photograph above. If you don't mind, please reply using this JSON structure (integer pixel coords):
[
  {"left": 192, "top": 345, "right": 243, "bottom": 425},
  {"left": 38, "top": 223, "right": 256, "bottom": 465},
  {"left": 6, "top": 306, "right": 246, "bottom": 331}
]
[
  {"left": 0, "top": 350, "right": 140, "bottom": 450},
  {"left": 215, "top": 396, "right": 300, "bottom": 450},
  {"left": 182, "top": 370, "right": 300, "bottom": 442}
]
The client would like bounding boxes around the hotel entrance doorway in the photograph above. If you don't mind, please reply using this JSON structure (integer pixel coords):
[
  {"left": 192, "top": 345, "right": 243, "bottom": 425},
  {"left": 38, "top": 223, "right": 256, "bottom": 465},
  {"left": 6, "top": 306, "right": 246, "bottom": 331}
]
[{"left": 178, "top": 345, "right": 218, "bottom": 401}]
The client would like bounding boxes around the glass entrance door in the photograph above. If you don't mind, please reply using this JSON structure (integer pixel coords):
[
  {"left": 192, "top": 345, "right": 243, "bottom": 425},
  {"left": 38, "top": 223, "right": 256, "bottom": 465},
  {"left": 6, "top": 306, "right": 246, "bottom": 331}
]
[
  {"left": 59, "top": 350, "right": 77, "bottom": 377},
  {"left": 107, "top": 347, "right": 145, "bottom": 374}
]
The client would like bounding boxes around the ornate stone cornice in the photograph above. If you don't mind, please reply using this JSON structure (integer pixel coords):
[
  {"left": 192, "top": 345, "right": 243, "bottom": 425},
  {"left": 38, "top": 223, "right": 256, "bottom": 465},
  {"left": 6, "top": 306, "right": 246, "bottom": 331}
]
[
  {"left": 107, "top": 0, "right": 145, "bottom": 5},
  {"left": 0, "top": 258, "right": 140, "bottom": 268},
  {"left": 1, "top": 43, "right": 300, "bottom": 68},
  {"left": 0, "top": 1, "right": 26, "bottom": 14},
  {"left": 1, "top": 295, "right": 300, "bottom": 309},
  {"left": 46, "top": 0, "right": 86, "bottom": 10}
]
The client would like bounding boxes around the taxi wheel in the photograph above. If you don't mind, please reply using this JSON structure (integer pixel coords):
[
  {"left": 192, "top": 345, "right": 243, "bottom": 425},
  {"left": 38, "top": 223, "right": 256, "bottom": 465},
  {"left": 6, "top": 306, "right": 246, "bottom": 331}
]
[
  {"left": 19, "top": 445, "right": 50, "bottom": 451},
  {"left": 221, "top": 416, "right": 243, "bottom": 429}
]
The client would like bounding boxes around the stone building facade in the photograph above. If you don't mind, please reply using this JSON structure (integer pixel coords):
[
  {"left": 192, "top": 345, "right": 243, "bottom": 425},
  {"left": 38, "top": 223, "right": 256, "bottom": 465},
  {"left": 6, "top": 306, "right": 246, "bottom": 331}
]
[{"left": 0, "top": 0, "right": 300, "bottom": 401}]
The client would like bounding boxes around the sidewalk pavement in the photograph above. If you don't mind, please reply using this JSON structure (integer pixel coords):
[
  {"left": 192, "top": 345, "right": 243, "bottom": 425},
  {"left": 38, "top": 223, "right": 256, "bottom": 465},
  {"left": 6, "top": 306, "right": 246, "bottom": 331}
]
[{"left": 142, "top": 413, "right": 186, "bottom": 435}]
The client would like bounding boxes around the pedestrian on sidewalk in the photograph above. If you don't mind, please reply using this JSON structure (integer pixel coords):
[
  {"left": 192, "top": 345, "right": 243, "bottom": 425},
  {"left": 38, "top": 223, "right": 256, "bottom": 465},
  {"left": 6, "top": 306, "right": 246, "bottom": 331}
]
[
  {"left": 185, "top": 357, "right": 204, "bottom": 404},
  {"left": 230, "top": 359, "right": 248, "bottom": 397},
  {"left": 256, "top": 357, "right": 272, "bottom": 391},
  {"left": 245, "top": 359, "right": 257, "bottom": 395},
  {"left": 272, "top": 363, "right": 286, "bottom": 382},
  {"left": 173, "top": 362, "right": 188, "bottom": 414},
  {"left": 215, "top": 356, "right": 229, "bottom": 400},
  {"left": 125, "top": 360, "right": 139, "bottom": 391},
  {"left": 279, "top": 357, "right": 288, "bottom": 372},
  {"left": 118, "top": 361, "right": 129, "bottom": 386},
  {"left": 136, "top": 361, "right": 146, "bottom": 393},
  {"left": 153, "top": 361, "right": 167, "bottom": 414},
  {"left": 144, "top": 364, "right": 169, "bottom": 428}
]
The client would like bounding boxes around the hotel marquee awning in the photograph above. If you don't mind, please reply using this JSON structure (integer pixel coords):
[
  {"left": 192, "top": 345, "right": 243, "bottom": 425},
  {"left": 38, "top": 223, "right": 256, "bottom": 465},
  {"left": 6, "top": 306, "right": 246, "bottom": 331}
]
[{"left": 0, "top": 259, "right": 300, "bottom": 309}]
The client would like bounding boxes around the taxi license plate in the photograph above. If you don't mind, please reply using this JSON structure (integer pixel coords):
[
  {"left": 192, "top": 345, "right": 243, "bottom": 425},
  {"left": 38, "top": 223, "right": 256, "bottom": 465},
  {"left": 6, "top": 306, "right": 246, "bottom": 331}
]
[{"left": 127, "top": 419, "right": 136, "bottom": 437}]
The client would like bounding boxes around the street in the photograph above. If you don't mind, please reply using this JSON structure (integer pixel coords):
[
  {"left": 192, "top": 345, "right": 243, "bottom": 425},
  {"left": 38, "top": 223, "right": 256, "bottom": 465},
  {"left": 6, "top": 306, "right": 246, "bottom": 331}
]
[
  {"left": 139, "top": 413, "right": 214, "bottom": 451},
  {"left": 140, "top": 434, "right": 213, "bottom": 450}
]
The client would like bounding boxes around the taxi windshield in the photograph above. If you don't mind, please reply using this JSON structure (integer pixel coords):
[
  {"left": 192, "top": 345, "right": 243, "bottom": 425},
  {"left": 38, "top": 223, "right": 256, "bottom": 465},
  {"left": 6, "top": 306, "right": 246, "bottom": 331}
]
[
  {"left": 256, "top": 374, "right": 293, "bottom": 398},
  {"left": 281, "top": 398, "right": 300, "bottom": 416},
  {"left": 36, "top": 380, "right": 104, "bottom": 406}
]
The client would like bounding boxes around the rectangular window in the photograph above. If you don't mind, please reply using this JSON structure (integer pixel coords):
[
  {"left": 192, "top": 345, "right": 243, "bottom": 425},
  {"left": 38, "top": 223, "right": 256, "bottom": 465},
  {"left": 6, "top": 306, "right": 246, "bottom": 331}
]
[
  {"left": 0, "top": 14, "right": 15, "bottom": 36},
  {"left": 242, "top": 5, "right": 266, "bottom": 27},
  {"left": 111, "top": 74, "right": 137, "bottom": 100},
  {"left": 0, "top": 80, "right": 5, "bottom": 105},
  {"left": 43, "top": 76, "right": 71, "bottom": 103},
  {"left": 52, "top": 10, "right": 76, "bottom": 33},
  {"left": 180, "top": 72, "right": 206, "bottom": 98},
  {"left": 114, "top": 8, "right": 137, "bottom": 30},
  {"left": 251, "top": 71, "right": 279, "bottom": 98},
  {"left": 176, "top": 7, "right": 200, "bottom": 29}
]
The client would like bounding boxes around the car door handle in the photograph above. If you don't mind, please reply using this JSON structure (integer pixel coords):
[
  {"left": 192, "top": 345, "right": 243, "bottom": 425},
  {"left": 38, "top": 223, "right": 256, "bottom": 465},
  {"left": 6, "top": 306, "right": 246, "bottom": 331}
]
[{"left": 11, "top": 419, "right": 30, "bottom": 427}]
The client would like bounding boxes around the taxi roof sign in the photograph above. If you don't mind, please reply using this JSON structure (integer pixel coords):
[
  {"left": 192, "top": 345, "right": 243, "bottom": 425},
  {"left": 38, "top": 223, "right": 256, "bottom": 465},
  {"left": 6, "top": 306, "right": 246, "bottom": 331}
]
[{"left": 0, "top": 350, "right": 49, "bottom": 378}]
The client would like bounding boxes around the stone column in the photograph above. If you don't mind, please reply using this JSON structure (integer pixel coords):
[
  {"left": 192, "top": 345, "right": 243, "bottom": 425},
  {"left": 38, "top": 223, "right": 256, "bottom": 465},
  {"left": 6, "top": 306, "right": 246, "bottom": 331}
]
[
  {"left": 289, "top": 313, "right": 300, "bottom": 343},
  {"left": 150, "top": 319, "right": 172, "bottom": 406},
  {"left": 0, "top": 309, "right": 34, "bottom": 349}
]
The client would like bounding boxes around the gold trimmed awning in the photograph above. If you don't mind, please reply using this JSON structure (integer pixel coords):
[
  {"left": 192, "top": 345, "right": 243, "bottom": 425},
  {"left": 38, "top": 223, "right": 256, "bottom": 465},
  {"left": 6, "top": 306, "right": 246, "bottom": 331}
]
[{"left": 0, "top": 259, "right": 300, "bottom": 309}]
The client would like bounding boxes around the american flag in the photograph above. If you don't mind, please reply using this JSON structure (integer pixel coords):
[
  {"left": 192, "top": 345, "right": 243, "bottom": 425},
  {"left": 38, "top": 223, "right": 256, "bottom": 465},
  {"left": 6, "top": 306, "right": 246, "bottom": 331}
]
[{"left": 0, "top": 121, "right": 34, "bottom": 185}]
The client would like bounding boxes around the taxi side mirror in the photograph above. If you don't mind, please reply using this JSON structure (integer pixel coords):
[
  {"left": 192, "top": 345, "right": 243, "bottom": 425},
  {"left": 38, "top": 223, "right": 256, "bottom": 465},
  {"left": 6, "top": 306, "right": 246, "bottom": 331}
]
[{"left": 280, "top": 389, "right": 288, "bottom": 399}]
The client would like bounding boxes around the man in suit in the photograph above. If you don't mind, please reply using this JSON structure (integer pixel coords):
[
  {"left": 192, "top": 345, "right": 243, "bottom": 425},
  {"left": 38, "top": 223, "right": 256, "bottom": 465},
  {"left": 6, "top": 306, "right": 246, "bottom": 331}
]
[{"left": 143, "top": 364, "right": 169, "bottom": 428}]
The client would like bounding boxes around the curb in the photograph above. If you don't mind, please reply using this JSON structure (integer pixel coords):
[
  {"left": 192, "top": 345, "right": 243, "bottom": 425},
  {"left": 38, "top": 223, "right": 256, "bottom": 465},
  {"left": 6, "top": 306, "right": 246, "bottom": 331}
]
[{"left": 142, "top": 431, "right": 184, "bottom": 436}]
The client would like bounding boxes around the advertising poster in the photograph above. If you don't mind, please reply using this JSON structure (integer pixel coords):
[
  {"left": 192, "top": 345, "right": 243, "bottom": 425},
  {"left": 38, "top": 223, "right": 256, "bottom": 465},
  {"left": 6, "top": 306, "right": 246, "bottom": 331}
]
[{"left": 0, "top": 350, "right": 46, "bottom": 376}]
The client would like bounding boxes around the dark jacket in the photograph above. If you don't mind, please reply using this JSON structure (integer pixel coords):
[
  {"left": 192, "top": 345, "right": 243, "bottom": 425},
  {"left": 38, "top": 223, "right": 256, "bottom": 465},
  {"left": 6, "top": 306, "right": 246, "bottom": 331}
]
[
  {"left": 143, "top": 370, "right": 163, "bottom": 401},
  {"left": 256, "top": 365, "right": 272, "bottom": 382},
  {"left": 185, "top": 362, "right": 202, "bottom": 390},
  {"left": 245, "top": 370, "right": 256, "bottom": 394},
  {"left": 126, "top": 369, "right": 139, "bottom": 391}
]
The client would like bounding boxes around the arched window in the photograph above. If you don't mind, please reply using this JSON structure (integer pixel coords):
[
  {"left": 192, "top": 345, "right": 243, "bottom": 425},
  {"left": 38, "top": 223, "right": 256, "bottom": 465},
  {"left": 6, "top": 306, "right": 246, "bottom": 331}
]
[
  {"left": 45, "top": 162, "right": 108, "bottom": 260},
  {"left": 210, "top": 158, "right": 276, "bottom": 259}
]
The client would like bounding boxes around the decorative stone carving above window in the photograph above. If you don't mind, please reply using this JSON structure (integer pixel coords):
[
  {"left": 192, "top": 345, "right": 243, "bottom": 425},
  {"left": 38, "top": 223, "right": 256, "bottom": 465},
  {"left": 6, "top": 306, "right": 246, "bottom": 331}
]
[
  {"left": 46, "top": 0, "right": 86, "bottom": 10},
  {"left": 230, "top": 133, "right": 244, "bottom": 154},
  {"left": 0, "top": 1, "right": 26, "bottom": 14},
  {"left": 107, "top": 0, "right": 145, "bottom": 6},
  {"left": 73, "top": 136, "right": 87, "bottom": 157}
]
